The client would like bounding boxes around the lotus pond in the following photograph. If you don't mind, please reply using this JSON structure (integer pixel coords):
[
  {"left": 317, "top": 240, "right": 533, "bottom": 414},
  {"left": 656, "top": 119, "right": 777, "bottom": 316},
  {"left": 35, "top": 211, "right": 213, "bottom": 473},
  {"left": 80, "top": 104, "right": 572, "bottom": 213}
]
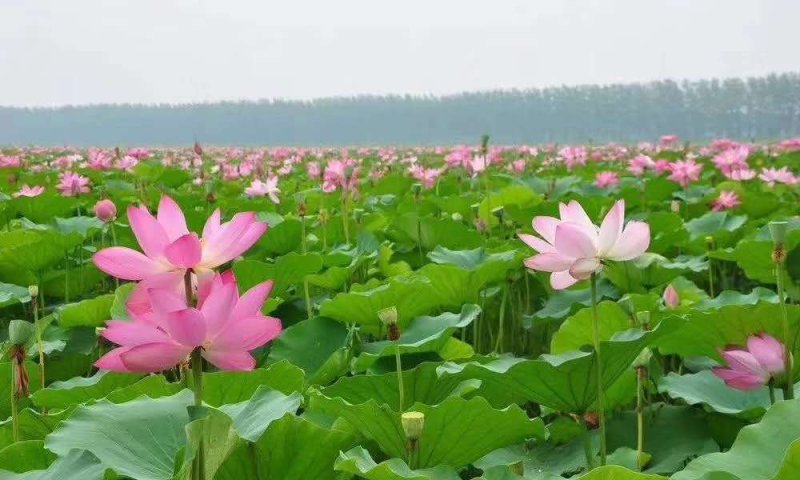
[{"left": 0, "top": 137, "right": 800, "bottom": 479}]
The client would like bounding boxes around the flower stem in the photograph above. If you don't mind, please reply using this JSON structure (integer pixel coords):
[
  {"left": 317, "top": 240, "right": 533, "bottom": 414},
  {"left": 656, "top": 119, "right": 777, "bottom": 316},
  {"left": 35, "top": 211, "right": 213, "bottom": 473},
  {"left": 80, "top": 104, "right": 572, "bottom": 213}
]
[
  {"left": 581, "top": 416, "right": 594, "bottom": 471},
  {"left": 190, "top": 348, "right": 205, "bottom": 480},
  {"left": 776, "top": 260, "right": 794, "bottom": 400},
  {"left": 32, "top": 293, "right": 45, "bottom": 389},
  {"left": 10, "top": 362, "right": 19, "bottom": 442},
  {"left": 590, "top": 273, "right": 607, "bottom": 465},
  {"left": 494, "top": 286, "right": 508, "bottom": 353},
  {"left": 341, "top": 192, "right": 350, "bottom": 245},
  {"left": 303, "top": 278, "right": 313, "bottom": 320},
  {"left": 636, "top": 366, "right": 646, "bottom": 471},
  {"left": 395, "top": 343, "right": 405, "bottom": 413},
  {"left": 769, "top": 383, "right": 776, "bottom": 405}
]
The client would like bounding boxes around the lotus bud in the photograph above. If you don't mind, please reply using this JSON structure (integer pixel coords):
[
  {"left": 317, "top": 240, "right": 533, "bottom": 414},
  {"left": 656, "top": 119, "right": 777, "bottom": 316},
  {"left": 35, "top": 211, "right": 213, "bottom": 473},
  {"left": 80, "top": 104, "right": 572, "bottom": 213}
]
[
  {"left": 480, "top": 134, "right": 490, "bottom": 155},
  {"left": 8, "top": 320, "right": 35, "bottom": 346},
  {"left": 401, "top": 411, "right": 425, "bottom": 441},
  {"left": 28, "top": 285, "right": 39, "bottom": 299},
  {"left": 94, "top": 199, "right": 117, "bottom": 223},
  {"left": 663, "top": 284, "right": 679, "bottom": 309},
  {"left": 670, "top": 200, "right": 681, "bottom": 213},
  {"left": 193, "top": 141, "right": 203, "bottom": 156}
]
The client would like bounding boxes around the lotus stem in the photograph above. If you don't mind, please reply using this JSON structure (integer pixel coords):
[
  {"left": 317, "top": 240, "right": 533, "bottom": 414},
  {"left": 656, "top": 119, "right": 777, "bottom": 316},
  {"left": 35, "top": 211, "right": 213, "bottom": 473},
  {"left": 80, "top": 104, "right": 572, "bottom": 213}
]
[
  {"left": 776, "top": 259, "right": 794, "bottom": 400},
  {"left": 341, "top": 192, "right": 350, "bottom": 245},
  {"left": 581, "top": 416, "right": 594, "bottom": 471},
  {"left": 636, "top": 366, "right": 646, "bottom": 470},
  {"left": 590, "top": 273, "right": 607, "bottom": 465},
  {"left": 32, "top": 292, "right": 45, "bottom": 389},
  {"left": 9, "top": 362, "right": 19, "bottom": 443},
  {"left": 494, "top": 286, "right": 508, "bottom": 353},
  {"left": 303, "top": 278, "right": 313, "bottom": 320},
  {"left": 395, "top": 343, "right": 405, "bottom": 413}
]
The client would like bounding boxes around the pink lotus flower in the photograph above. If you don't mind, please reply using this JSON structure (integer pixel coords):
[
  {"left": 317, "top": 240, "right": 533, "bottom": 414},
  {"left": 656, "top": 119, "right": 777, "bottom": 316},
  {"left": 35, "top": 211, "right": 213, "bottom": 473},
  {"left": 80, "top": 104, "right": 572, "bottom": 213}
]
[
  {"left": 12, "top": 185, "right": 45, "bottom": 198},
  {"left": 628, "top": 155, "right": 655, "bottom": 176},
  {"left": 94, "top": 199, "right": 117, "bottom": 222},
  {"left": 87, "top": 149, "right": 114, "bottom": 170},
  {"left": 519, "top": 199, "right": 650, "bottom": 289},
  {"left": 56, "top": 171, "right": 91, "bottom": 197},
  {"left": 322, "top": 159, "right": 360, "bottom": 193},
  {"left": 712, "top": 146, "right": 749, "bottom": 176},
  {"left": 659, "top": 134, "right": 679, "bottom": 147},
  {"left": 759, "top": 167, "right": 798, "bottom": 187},
  {"left": 466, "top": 155, "right": 489, "bottom": 177},
  {"left": 727, "top": 168, "right": 756, "bottom": 181},
  {"left": 594, "top": 171, "right": 619, "bottom": 189},
  {"left": 245, "top": 177, "right": 281, "bottom": 204},
  {"left": 508, "top": 159, "right": 526, "bottom": 173},
  {"left": 712, "top": 334, "right": 786, "bottom": 390},
  {"left": 663, "top": 284, "right": 679, "bottom": 309},
  {"left": 93, "top": 195, "right": 267, "bottom": 281},
  {"left": 307, "top": 161, "right": 321, "bottom": 178},
  {"left": 558, "top": 146, "right": 588, "bottom": 170},
  {"left": 667, "top": 159, "right": 703, "bottom": 187},
  {"left": 95, "top": 272, "right": 281, "bottom": 373},
  {"left": 0, "top": 156, "right": 22, "bottom": 168},
  {"left": 410, "top": 166, "right": 443, "bottom": 189},
  {"left": 711, "top": 190, "right": 741, "bottom": 211}
]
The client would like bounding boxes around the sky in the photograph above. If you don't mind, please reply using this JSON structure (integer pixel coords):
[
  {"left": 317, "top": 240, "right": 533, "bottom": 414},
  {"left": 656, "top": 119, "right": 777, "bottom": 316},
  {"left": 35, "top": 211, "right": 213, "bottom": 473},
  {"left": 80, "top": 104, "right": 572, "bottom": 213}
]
[{"left": 1, "top": 0, "right": 799, "bottom": 107}]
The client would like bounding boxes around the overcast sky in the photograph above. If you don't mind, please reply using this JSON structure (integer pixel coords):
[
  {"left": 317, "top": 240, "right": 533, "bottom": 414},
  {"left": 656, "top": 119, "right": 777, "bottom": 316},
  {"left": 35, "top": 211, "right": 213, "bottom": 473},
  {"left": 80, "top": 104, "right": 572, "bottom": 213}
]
[{"left": 1, "top": 0, "right": 798, "bottom": 107}]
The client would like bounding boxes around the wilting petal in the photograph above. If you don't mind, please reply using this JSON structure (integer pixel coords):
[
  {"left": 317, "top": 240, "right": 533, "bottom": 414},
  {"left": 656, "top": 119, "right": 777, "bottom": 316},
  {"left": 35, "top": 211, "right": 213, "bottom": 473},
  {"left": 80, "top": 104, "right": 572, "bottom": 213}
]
[
  {"left": 524, "top": 252, "right": 573, "bottom": 272},
  {"left": 93, "top": 247, "right": 168, "bottom": 281},
  {"left": 518, "top": 233, "right": 554, "bottom": 253},
  {"left": 101, "top": 321, "right": 170, "bottom": 347},
  {"left": 127, "top": 205, "right": 169, "bottom": 260},
  {"left": 95, "top": 348, "right": 133, "bottom": 372},
  {"left": 157, "top": 196, "right": 190, "bottom": 242},
  {"left": 231, "top": 280, "right": 274, "bottom": 321},
  {"left": 569, "top": 257, "right": 602, "bottom": 280},
  {"left": 554, "top": 223, "right": 597, "bottom": 259},
  {"left": 165, "top": 308, "right": 207, "bottom": 348},
  {"left": 712, "top": 367, "right": 768, "bottom": 391},
  {"left": 559, "top": 201, "right": 594, "bottom": 230},
  {"left": 532, "top": 216, "right": 560, "bottom": 244},
  {"left": 597, "top": 200, "right": 624, "bottom": 255},
  {"left": 606, "top": 221, "right": 650, "bottom": 261},
  {"left": 747, "top": 334, "right": 785, "bottom": 375},
  {"left": 120, "top": 342, "right": 190, "bottom": 373},
  {"left": 550, "top": 270, "right": 579, "bottom": 290},
  {"left": 202, "top": 350, "right": 256, "bottom": 371},
  {"left": 209, "top": 315, "right": 281, "bottom": 351},
  {"left": 164, "top": 233, "right": 202, "bottom": 268}
]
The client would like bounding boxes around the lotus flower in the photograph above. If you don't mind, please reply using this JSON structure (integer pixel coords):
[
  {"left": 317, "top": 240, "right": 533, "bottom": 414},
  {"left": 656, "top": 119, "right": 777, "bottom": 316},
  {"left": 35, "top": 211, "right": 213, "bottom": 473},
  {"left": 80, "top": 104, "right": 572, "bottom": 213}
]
[
  {"left": 12, "top": 185, "right": 45, "bottom": 198},
  {"left": 712, "top": 334, "right": 786, "bottom": 390},
  {"left": 667, "top": 159, "right": 703, "bottom": 187},
  {"left": 95, "top": 273, "right": 281, "bottom": 373},
  {"left": 520, "top": 200, "right": 650, "bottom": 289},
  {"left": 93, "top": 195, "right": 267, "bottom": 281},
  {"left": 245, "top": 177, "right": 281, "bottom": 204},
  {"left": 594, "top": 171, "right": 619, "bottom": 188},
  {"left": 56, "top": 171, "right": 91, "bottom": 197},
  {"left": 711, "top": 190, "right": 741, "bottom": 211}
]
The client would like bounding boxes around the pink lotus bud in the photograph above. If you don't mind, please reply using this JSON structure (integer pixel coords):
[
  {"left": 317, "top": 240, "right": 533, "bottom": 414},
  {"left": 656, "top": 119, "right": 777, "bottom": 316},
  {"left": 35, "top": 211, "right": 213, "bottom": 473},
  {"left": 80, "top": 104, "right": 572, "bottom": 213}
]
[
  {"left": 94, "top": 199, "right": 117, "bottom": 223},
  {"left": 712, "top": 333, "right": 786, "bottom": 391},
  {"left": 663, "top": 284, "right": 679, "bottom": 309}
]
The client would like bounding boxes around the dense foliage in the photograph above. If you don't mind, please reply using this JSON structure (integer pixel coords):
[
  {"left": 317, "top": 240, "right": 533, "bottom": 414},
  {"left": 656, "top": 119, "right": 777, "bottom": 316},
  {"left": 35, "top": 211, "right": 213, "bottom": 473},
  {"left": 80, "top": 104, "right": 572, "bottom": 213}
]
[
  {"left": 0, "top": 137, "right": 800, "bottom": 479},
  {"left": 2, "top": 72, "right": 800, "bottom": 146}
]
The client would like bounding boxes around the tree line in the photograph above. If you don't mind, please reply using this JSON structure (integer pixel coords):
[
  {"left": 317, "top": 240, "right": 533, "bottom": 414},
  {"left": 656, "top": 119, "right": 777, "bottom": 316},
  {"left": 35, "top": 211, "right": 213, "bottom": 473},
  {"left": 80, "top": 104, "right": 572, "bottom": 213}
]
[{"left": 1, "top": 72, "right": 798, "bottom": 146}]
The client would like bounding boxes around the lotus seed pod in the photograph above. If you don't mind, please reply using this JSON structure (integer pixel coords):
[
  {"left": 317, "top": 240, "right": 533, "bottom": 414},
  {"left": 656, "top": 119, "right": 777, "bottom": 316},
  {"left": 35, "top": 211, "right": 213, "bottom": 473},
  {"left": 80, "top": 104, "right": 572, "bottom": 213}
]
[
  {"left": 633, "top": 347, "right": 653, "bottom": 368},
  {"left": 28, "top": 285, "right": 39, "bottom": 298},
  {"left": 636, "top": 311, "right": 651, "bottom": 328},
  {"left": 769, "top": 221, "right": 788, "bottom": 246},
  {"left": 378, "top": 306, "right": 398, "bottom": 326},
  {"left": 9, "top": 320, "right": 35, "bottom": 346},
  {"left": 671, "top": 201, "right": 681, "bottom": 213},
  {"left": 492, "top": 206, "right": 505, "bottom": 219},
  {"left": 401, "top": 411, "right": 425, "bottom": 441}
]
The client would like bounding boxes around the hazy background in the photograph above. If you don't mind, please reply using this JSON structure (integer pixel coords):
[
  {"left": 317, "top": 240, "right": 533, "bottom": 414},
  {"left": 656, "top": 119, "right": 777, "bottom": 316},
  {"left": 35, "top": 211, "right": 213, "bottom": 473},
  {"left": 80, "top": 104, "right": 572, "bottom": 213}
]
[
  {"left": 2, "top": 0, "right": 799, "bottom": 107},
  {"left": 1, "top": 1, "right": 799, "bottom": 145}
]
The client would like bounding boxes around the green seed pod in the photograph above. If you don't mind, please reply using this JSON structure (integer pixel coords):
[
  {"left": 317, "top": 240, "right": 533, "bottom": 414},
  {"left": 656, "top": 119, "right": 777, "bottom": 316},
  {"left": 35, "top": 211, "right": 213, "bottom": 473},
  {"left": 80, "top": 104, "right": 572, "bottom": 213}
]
[
  {"left": 769, "top": 221, "right": 788, "bottom": 246},
  {"left": 401, "top": 411, "right": 425, "bottom": 441},
  {"left": 377, "top": 306, "right": 398, "bottom": 327},
  {"left": 8, "top": 320, "right": 35, "bottom": 346}
]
